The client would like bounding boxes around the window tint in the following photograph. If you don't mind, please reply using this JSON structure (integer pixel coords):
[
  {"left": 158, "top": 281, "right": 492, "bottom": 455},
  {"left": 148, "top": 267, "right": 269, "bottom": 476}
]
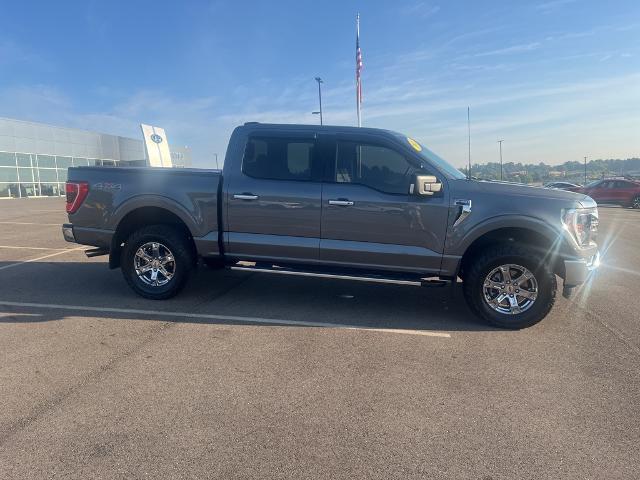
[
  {"left": 18, "top": 168, "right": 34, "bottom": 182},
  {"left": 0, "top": 167, "right": 18, "bottom": 182},
  {"left": 56, "top": 156, "right": 73, "bottom": 168},
  {"left": 0, "top": 152, "right": 16, "bottom": 167},
  {"left": 16, "top": 153, "right": 32, "bottom": 167},
  {"left": 36, "top": 155, "right": 56, "bottom": 168},
  {"left": 335, "top": 142, "right": 413, "bottom": 194},
  {"left": 614, "top": 181, "right": 631, "bottom": 188},
  {"left": 242, "top": 137, "right": 313, "bottom": 181}
]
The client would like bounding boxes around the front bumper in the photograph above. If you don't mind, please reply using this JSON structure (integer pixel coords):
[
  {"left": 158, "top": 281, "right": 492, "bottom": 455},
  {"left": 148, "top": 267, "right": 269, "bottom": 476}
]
[
  {"left": 62, "top": 223, "right": 76, "bottom": 243},
  {"left": 564, "top": 250, "right": 600, "bottom": 287}
]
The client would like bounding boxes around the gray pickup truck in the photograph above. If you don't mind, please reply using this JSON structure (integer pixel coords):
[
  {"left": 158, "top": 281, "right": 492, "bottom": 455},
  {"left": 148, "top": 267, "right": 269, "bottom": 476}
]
[{"left": 62, "top": 123, "right": 599, "bottom": 328}]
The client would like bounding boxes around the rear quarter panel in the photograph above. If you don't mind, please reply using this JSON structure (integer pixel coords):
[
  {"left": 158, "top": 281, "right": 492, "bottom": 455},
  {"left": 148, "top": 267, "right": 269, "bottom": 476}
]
[{"left": 67, "top": 167, "right": 221, "bottom": 238}]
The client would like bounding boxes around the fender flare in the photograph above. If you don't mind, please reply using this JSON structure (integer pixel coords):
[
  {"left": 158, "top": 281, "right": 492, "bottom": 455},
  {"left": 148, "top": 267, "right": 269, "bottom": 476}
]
[
  {"left": 107, "top": 195, "right": 200, "bottom": 269},
  {"left": 109, "top": 194, "right": 200, "bottom": 237},
  {"left": 448, "top": 214, "right": 565, "bottom": 256}
]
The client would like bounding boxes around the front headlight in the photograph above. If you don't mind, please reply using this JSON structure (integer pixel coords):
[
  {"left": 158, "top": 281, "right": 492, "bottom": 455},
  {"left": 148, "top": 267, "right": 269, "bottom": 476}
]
[{"left": 561, "top": 207, "right": 598, "bottom": 248}]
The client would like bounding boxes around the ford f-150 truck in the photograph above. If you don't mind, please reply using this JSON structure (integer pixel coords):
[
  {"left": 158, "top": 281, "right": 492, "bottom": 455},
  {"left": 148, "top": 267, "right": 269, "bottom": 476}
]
[{"left": 62, "top": 123, "right": 599, "bottom": 329}]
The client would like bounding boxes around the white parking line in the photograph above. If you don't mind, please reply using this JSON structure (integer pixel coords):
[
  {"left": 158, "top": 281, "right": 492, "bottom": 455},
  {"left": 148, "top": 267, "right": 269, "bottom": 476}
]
[
  {"left": 0, "top": 221, "right": 61, "bottom": 226},
  {"left": 0, "top": 247, "right": 84, "bottom": 271},
  {"left": 0, "top": 300, "right": 451, "bottom": 338},
  {"left": 0, "top": 245, "right": 71, "bottom": 251}
]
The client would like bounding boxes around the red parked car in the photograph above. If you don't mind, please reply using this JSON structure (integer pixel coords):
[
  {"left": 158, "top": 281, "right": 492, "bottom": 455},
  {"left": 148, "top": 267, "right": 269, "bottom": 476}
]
[{"left": 570, "top": 178, "right": 640, "bottom": 208}]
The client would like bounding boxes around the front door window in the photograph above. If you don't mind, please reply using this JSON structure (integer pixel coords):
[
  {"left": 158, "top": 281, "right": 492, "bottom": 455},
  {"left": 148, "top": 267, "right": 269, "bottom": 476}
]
[{"left": 334, "top": 141, "right": 415, "bottom": 195}]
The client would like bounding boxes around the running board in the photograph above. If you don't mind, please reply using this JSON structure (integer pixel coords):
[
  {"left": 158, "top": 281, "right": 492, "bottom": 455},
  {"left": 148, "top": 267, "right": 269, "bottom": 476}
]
[
  {"left": 229, "top": 265, "right": 450, "bottom": 287},
  {"left": 85, "top": 247, "right": 109, "bottom": 258}
]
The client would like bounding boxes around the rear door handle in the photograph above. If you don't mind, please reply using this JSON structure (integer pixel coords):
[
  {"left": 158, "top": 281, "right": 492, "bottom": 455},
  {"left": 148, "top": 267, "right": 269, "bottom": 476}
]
[
  {"left": 233, "top": 193, "right": 259, "bottom": 201},
  {"left": 328, "top": 199, "right": 354, "bottom": 206}
]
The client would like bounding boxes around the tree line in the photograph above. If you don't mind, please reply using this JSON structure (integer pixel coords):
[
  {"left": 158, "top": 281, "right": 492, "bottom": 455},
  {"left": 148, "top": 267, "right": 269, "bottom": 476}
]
[{"left": 460, "top": 157, "right": 640, "bottom": 185}]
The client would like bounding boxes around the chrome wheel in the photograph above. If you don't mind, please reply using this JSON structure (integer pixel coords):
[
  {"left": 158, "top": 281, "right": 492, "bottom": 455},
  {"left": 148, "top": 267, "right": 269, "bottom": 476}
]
[
  {"left": 134, "top": 242, "right": 175, "bottom": 287},
  {"left": 483, "top": 264, "right": 538, "bottom": 315},
  {"left": 632, "top": 196, "right": 640, "bottom": 209}
]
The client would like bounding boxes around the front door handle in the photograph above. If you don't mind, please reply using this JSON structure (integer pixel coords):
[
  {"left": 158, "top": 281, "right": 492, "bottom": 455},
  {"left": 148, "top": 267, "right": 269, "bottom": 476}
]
[
  {"left": 328, "top": 199, "right": 354, "bottom": 206},
  {"left": 233, "top": 193, "right": 259, "bottom": 201}
]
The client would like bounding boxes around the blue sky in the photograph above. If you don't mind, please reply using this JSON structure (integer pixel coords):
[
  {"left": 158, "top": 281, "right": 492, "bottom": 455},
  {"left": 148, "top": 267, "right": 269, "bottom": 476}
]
[{"left": 1, "top": 0, "right": 638, "bottom": 168}]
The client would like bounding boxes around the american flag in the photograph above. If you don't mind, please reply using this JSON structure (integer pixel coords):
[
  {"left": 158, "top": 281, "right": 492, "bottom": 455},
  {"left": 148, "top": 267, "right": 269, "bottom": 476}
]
[{"left": 356, "top": 14, "right": 363, "bottom": 125}]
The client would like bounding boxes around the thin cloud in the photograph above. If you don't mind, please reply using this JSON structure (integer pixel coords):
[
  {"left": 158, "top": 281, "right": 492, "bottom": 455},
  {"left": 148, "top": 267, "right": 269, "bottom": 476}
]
[
  {"left": 0, "top": 40, "right": 52, "bottom": 70},
  {"left": 401, "top": 2, "right": 441, "bottom": 18},
  {"left": 536, "top": 0, "right": 578, "bottom": 13},
  {"left": 474, "top": 42, "right": 541, "bottom": 57},
  {"left": 442, "top": 27, "right": 505, "bottom": 47}
]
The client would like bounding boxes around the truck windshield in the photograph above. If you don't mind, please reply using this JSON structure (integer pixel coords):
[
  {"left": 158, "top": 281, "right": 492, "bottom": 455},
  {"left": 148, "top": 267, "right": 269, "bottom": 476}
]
[
  {"left": 417, "top": 145, "right": 467, "bottom": 180},
  {"left": 394, "top": 134, "right": 466, "bottom": 179}
]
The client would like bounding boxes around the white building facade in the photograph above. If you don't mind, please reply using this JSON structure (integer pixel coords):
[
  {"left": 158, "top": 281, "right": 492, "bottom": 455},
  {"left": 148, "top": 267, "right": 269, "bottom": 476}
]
[{"left": 0, "top": 117, "right": 191, "bottom": 198}]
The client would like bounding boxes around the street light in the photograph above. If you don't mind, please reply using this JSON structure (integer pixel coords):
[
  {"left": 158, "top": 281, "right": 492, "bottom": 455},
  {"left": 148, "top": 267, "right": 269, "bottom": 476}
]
[
  {"left": 584, "top": 156, "right": 587, "bottom": 184},
  {"left": 314, "top": 77, "right": 323, "bottom": 125},
  {"left": 498, "top": 139, "right": 504, "bottom": 181},
  {"left": 214, "top": 153, "right": 219, "bottom": 170}
]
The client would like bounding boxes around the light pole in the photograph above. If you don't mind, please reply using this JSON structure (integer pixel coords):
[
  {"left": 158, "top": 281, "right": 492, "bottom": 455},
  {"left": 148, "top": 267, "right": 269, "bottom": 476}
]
[
  {"left": 584, "top": 156, "right": 587, "bottom": 184},
  {"left": 314, "top": 77, "right": 323, "bottom": 125},
  {"left": 214, "top": 153, "right": 219, "bottom": 170},
  {"left": 498, "top": 139, "right": 504, "bottom": 181}
]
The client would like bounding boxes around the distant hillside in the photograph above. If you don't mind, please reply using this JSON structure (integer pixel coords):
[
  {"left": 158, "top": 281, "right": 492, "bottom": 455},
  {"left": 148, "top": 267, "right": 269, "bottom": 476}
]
[{"left": 461, "top": 158, "right": 640, "bottom": 185}]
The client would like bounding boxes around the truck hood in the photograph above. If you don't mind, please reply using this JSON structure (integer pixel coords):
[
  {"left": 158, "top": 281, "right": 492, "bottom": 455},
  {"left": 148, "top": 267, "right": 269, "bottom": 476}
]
[{"left": 451, "top": 179, "right": 592, "bottom": 206}]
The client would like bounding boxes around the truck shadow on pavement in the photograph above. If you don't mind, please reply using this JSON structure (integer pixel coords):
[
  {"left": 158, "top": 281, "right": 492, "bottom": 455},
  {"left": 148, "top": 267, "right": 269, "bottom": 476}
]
[{"left": 0, "top": 261, "right": 499, "bottom": 332}]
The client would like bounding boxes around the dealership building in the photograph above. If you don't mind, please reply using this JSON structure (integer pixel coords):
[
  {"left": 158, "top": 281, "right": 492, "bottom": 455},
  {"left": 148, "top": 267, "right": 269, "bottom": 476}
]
[{"left": 0, "top": 117, "right": 191, "bottom": 198}]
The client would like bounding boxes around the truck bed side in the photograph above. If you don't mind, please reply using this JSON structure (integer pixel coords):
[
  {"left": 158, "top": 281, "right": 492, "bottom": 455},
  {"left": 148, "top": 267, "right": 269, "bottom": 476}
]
[{"left": 67, "top": 166, "right": 222, "bottom": 261}]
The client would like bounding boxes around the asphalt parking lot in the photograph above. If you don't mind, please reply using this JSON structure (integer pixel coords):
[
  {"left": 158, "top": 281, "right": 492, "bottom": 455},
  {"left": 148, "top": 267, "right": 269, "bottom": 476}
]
[{"left": 0, "top": 198, "right": 639, "bottom": 479}]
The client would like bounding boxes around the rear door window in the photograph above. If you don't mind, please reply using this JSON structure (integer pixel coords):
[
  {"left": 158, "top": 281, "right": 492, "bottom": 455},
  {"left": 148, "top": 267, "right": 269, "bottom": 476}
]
[{"left": 242, "top": 137, "right": 314, "bottom": 181}]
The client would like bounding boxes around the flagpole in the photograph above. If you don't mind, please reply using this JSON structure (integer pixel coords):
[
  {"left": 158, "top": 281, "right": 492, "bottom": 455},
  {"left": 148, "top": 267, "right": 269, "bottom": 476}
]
[
  {"left": 467, "top": 106, "right": 471, "bottom": 180},
  {"left": 356, "top": 13, "right": 362, "bottom": 127}
]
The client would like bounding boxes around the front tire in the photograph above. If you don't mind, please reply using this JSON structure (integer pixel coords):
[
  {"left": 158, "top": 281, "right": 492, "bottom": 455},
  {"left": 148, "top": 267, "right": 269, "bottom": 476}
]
[
  {"left": 462, "top": 244, "right": 556, "bottom": 329},
  {"left": 630, "top": 195, "right": 640, "bottom": 209},
  {"left": 121, "top": 225, "right": 194, "bottom": 300}
]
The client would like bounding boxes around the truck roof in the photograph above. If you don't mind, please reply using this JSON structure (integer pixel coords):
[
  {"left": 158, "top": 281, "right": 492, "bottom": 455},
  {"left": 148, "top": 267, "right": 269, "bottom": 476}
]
[{"left": 242, "top": 122, "right": 400, "bottom": 137}]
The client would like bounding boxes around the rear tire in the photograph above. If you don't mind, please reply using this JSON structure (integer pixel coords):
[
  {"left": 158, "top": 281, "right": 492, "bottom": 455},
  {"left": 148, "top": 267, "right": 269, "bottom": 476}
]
[
  {"left": 121, "top": 225, "right": 194, "bottom": 300},
  {"left": 462, "top": 244, "right": 556, "bottom": 329},
  {"left": 630, "top": 195, "right": 640, "bottom": 209}
]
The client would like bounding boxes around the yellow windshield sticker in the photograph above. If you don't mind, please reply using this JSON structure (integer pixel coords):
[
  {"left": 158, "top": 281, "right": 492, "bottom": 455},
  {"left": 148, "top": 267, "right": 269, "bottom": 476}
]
[{"left": 407, "top": 137, "right": 422, "bottom": 152}]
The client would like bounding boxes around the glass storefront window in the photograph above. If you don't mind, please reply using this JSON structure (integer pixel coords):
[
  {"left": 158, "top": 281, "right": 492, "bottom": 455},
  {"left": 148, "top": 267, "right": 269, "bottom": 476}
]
[
  {"left": 16, "top": 153, "right": 32, "bottom": 167},
  {"left": 57, "top": 169, "right": 68, "bottom": 181},
  {"left": 37, "top": 168, "right": 58, "bottom": 182},
  {"left": 36, "top": 154, "right": 56, "bottom": 168},
  {"left": 56, "top": 156, "right": 73, "bottom": 168},
  {"left": 18, "top": 168, "right": 34, "bottom": 182},
  {"left": 0, "top": 167, "right": 19, "bottom": 182},
  {"left": 73, "top": 157, "right": 88, "bottom": 166},
  {"left": 20, "top": 183, "right": 40, "bottom": 197},
  {"left": 39, "top": 183, "right": 60, "bottom": 196},
  {"left": 0, "top": 183, "right": 20, "bottom": 198},
  {"left": 0, "top": 152, "right": 16, "bottom": 167}
]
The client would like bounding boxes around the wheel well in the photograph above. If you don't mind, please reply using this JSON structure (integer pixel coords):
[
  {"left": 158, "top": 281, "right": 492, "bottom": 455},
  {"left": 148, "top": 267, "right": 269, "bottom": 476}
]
[
  {"left": 459, "top": 227, "right": 560, "bottom": 279},
  {"left": 109, "top": 207, "right": 196, "bottom": 269}
]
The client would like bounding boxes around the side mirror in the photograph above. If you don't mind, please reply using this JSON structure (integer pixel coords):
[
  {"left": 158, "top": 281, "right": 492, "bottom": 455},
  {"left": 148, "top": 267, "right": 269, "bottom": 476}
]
[{"left": 412, "top": 174, "right": 442, "bottom": 196}]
